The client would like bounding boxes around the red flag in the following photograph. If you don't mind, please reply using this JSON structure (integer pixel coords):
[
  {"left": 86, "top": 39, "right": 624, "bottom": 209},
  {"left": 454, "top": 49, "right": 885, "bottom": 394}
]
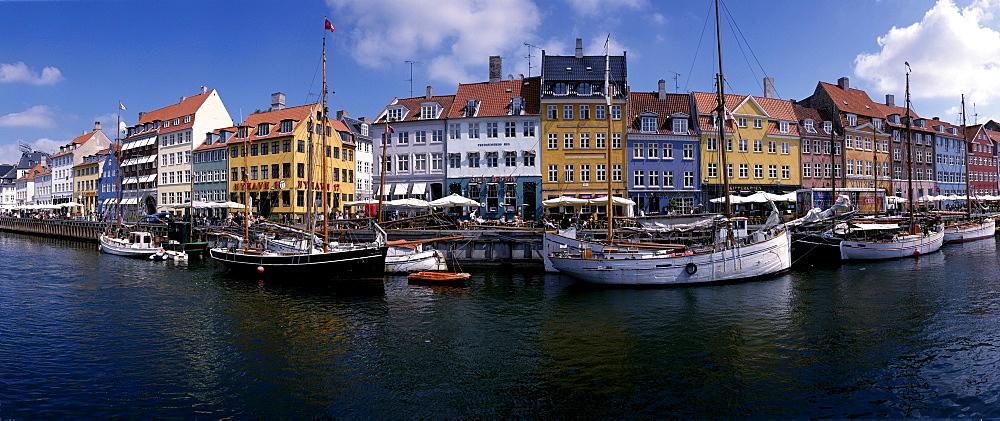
[
  {"left": 119, "top": 101, "right": 127, "bottom": 110},
  {"left": 387, "top": 125, "right": 395, "bottom": 133},
  {"left": 325, "top": 19, "right": 335, "bottom": 32}
]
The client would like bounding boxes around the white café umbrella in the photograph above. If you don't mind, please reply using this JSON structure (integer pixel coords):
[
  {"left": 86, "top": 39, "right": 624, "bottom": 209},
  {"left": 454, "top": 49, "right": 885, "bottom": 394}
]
[
  {"left": 60, "top": 201, "right": 83, "bottom": 208},
  {"left": 428, "top": 194, "right": 481, "bottom": 208},
  {"left": 541, "top": 196, "right": 589, "bottom": 207},
  {"left": 586, "top": 196, "right": 636, "bottom": 206},
  {"left": 385, "top": 198, "right": 431, "bottom": 208}
]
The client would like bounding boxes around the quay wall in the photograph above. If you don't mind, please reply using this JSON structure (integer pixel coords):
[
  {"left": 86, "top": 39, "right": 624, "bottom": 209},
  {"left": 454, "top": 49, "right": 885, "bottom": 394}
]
[{"left": 0, "top": 217, "right": 176, "bottom": 241}]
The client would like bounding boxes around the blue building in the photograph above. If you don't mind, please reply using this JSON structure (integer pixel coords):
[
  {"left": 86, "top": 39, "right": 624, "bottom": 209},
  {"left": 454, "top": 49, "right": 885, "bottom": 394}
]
[
  {"left": 625, "top": 84, "right": 702, "bottom": 215},
  {"left": 930, "top": 119, "right": 966, "bottom": 208},
  {"left": 97, "top": 147, "right": 120, "bottom": 218}
]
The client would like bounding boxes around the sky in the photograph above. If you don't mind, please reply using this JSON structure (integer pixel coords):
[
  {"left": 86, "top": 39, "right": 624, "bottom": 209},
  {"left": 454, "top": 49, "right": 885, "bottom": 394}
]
[{"left": 2, "top": 0, "right": 1000, "bottom": 165}]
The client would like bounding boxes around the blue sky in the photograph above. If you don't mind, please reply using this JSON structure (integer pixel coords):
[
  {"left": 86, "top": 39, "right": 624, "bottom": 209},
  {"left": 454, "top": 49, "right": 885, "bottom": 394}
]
[{"left": 3, "top": 0, "right": 998, "bottom": 164}]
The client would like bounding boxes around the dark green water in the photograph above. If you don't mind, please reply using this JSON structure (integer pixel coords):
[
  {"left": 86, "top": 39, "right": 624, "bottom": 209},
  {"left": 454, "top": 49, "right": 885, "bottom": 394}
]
[{"left": 2, "top": 231, "right": 1000, "bottom": 418}]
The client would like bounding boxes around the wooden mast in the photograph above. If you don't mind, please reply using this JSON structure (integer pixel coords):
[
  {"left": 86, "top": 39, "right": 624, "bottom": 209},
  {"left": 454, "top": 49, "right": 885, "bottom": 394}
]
[
  {"left": 377, "top": 123, "right": 388, "bottom": 223},
  {"left": 905, "top": 62, "right": 917, "bottom": 234},
  {"left": 962, "top": 94, "right": 971, "bottom": 215},
  {"left": 604, "top": 37, "right": 614, "bottom": 242},
  {"left": 320, "top": 28, "right": 330, "bottom": 252},
  {"left": 715, "top": 0, "right": 731, "bottom": 219}
]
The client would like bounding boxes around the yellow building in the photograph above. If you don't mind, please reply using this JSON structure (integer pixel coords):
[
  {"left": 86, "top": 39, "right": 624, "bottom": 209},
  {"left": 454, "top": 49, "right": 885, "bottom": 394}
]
[
  {"left": 539, "top": 39, "right": 629, "bottom": 216},
  {"left": 226, "top": 103, "right": 356, "bottom": 223},
  {"left": 842, "top": 119, "right": 891, "bottom": 193},
  {"left": 693, "top": 92, "right": 801, "bottom": 203},
  {"left": 73, "top": 151, "right": 105, "bottom": 216}
]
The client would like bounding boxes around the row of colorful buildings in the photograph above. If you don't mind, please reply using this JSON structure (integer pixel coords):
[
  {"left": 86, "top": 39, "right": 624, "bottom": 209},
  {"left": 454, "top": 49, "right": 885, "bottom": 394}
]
[{"left": 3, "top": 38, "right": 1000, "bottom": 220}]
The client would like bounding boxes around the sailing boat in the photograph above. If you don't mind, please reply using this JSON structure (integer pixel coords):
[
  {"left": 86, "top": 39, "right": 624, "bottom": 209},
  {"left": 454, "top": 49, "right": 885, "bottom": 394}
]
[
  {"left": 942, "top": 94, "right": 995, "bottom": 243},
  {"left": 839, "top": 63, "right": 945, "bottom": 260},
  {"left": 208, "top": 20, "right": 387, "bottom": 277},
  {"left": 545, "top": 4, "right": 791, "bottom": 285},
  {"left": 99, "top": 105, "right": 161, "bottom": 258}
]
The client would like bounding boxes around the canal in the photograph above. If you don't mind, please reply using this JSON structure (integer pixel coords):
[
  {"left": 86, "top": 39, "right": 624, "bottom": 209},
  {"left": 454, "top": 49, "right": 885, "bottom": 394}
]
[{"left": 1, "top": 231, "right": 999, "bottom": 418}]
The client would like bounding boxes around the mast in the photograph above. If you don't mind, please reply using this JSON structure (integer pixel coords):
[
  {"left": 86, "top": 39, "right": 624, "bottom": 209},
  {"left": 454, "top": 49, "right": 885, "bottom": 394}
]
[
  {"left": 377, "top": 122, "right": 388, "bottom": 223},
  {"left": 962, "top": 94, "right": 970, "bottom": 214},
  {"left": 604, "top": 37, "right": 614, "bottom": 242},
  {"left": 320, "top": 29, "right": 330, "bottom": 252},
  {"left": 830, "top": 128, "right": 837, "bottom": 209},
  {"left": 715, "top": 0, "right": 731, "bottom": 217},
  {"left": 242, "top": 128, "right": 251, "bottom": 248},
  {"left": 306, "top": 111, "right": 316, "bottom": 252},
  {"left": 904, "top": 62, "right": 917, "bottom": 234}
]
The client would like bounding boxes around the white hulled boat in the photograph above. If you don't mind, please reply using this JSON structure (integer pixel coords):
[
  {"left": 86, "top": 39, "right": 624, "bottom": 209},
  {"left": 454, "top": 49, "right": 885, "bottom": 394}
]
[
  {"left": 99, "top": 230, "right": 160, "bottom": 257},
  {"left": 943, "top": 216, "right": 995, "bottom": 243},
  {"left": 839, "top": 222, "right": 944, "bottom": 260}
]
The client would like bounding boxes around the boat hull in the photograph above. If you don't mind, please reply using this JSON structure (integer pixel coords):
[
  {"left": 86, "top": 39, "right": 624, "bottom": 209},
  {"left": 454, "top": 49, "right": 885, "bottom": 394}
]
[
  {"left": 385, "top": 249, "right": 447, "bottom": 273},
  {"left": 839, "top": 229, "right": 945, "bottom": 260},
  {"left": 407, "top": 271, "right": 470, "bottom": 286},
  {"left": 943, "top": 218, "right": 995, "bottom": 243},
  {"left": 547, "top": 230, "right": 791, "bottom": 286},
  {"left": 209, "top": 245, "right": 387, "bottom": 278},
  {"left": 98, "top": 234, "right": 159, "bottom": 257}
]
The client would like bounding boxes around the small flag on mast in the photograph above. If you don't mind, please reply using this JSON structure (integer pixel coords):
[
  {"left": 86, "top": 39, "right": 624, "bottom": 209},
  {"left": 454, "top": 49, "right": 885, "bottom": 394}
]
[
  {"left": 387, "top": 125, "right": 395, "bottom": 133},
  {"left": 325, "top": 19, "right": 335, "bottom": 32},
  {"left": 119, "top": 101, "right": 127, "bottom": 110}
]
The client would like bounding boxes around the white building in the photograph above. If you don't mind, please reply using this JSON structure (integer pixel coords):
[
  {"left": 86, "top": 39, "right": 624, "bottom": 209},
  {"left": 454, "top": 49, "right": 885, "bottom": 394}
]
[
  {"left": 339, "top": 111, "right": 375, "bottom": 200},
  {"left": 49, "top": 122, "right": 112, "bottom": 206}
]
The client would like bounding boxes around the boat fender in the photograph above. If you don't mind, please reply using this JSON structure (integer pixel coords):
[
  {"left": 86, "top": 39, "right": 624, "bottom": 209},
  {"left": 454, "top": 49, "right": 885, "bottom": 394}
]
[{"left": 685, "top": 262, "right": 698, "bottom": 275}]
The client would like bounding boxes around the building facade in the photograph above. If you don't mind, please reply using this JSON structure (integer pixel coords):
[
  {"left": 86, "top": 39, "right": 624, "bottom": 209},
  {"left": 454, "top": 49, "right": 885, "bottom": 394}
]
[
  {"left": 338, "top": 111, "right": 375, "bottom": 201},
  {"left": 50, "top": 122, "right": 112, "bottom": 207},
  {"left": 967, "top": 124, "right": 999, "bottom": 197}
]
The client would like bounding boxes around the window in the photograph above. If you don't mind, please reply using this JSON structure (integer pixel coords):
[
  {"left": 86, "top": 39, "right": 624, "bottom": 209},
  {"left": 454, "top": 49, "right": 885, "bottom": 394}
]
[
  {"left": 548, "top": 133, "right": 558, "bottom": 149},
  {"left": 563, "top": 105, "right": 574, "bottom": 120},
  {"left": 672, "top": 118, "right": 688, "bottom": 133},
  {"left": 504, "top": 151, "right": 517, "bottom": 167},
  {"left": 611, "top": 105, "right": 621, "bottom": 120},
  {"left": 803, "top": 162, "right": 812, "bottom": 178},
  {"left": 847, "top": 159, "right": 854, "bottom": 175},
  {"left": 468, "top": 152, "right": 480, "bottom": 168},
  {"left": 647, "top": 169, "right": 658, "bottom": 186},
  {"left": 782, "top": 165, "right": 791, "bottom": 179},
  {"left": 634, "top": 170, "right": 645, "bottom": 186},
  {"left": 450, "top": 123, "right": 461, "bottom": 139},
  {"left": 739, "top": 163, "right": 748, "bottom": 178},
  {"left": 596, "top": 105, "right": 606, "bottom": 120},
  {"left": 779, "top": 121, "right": 789, "bottom": 133},
  {"left": 297, "top": 140, "right": 305, "bottom": 153},
  {"left": 683, "top": 171, "right": 694, "bottom": 188},
  {"left": 834, "top": 164, "right": 842, "bottom": 178},
  {"left": 578, "top": 83, "right": 592, "bottom": 95},
  {"left": 250, "top": 143, "right": 258, "bottom": 156},
  {"left": 612, "top": 133, "right": 621, "bottom": 149},
  {"left": 271, "top": 164, "right": 279, "bottom": 179},
  {"left": 486, "top": 122, "right": 498, "bottom": 138},
  {"left": 386, "top": 108, "right": 403, "bottom": 121},
  {"left": 297, "top": 163, "right": 306, "bottom": 178},
  {"left": 523, "top": 151, "right": 535, "bottom": 166},
  {"left": 708, "top": 163, "right": 718, "bottom": 178},
  {"left": 580, "top": 133, "right": 591, "bottom": 149},
  {"left": 596, "top": 133, "right": 606, "bottom": 149},
  {"left": 633, "top": 143, "right": 644, "bottom": 159},
  {"left": 754, "top": 139, "right": 763, "bottom": 153},
  {"left": 397, "top": 131, "right": 409, "bottom": 144},
  {"left": 553, "top": 83, "right": 568, "bottom": 95},
  {"left": 564, "top": 133, "right": 574, "bottom": 149},
  {"left": 834, "top": 142, "right": 841, "bottom": 155},
  {"left": 683, "top": 144, "right": 694, "bottom": 160},
  {"left": 781, "top": 142, "right": 789, "bottom": 154},
  {"left": 612, "top": 164, "right": 622, "bottom": 182},
  {"left": 754, "top": 164, "right": 763, "bottom": 179},
  {"left": 824, "top": 141, "right": 832, "bottom": 154},
  {"left": 523, "top": 121, "right": 536, "bottom": 137},
  {"left": 564, "top": 164, "right": 575, "bottom": 182},
  {"left": 754, "top": 119, "right": 763, "bottom": 129},
  {"left": 432, "top": 153, "right": 443, "bottom": 170},
  {"left": 415, "top": 130, "right": 426, "bottom": 143},
  {"left": 768, "top": 140, "right": 777, "bottom": 154},
  {"left": 449, "top": 153, "right": 461, "bottom": 168},
  {"left": 707, "top": 137, "right": 717, "bottom": 151},
  {"left": 548, "top": 164, "right": 558, "bottom": 182},
  {"left": 433, "top": 129, "right": 444, "bottom": 142},
  {"left": 847, "top": 114, "right": 858, "bottom": 126},
  {"left": 664, "top": 170, "right": 674, "bottom": 187},
  {"left": 769, "top": 164, "right": 778, "bottom": 179},
  {"left": 738, "top": 139, "right": 748, "bottom": 152},
  {"left": 641, "top": 116, "right": 657, "bottom": 132},
  {"left": 468, "top": 123, "right": 479, "bottom": 139},
  {"left": 596, "top": 164, "right": 606, "bottom": 182},
  {"left": 397, "top": 154, "right": 410, "bottom": 172},
  {"left": 738, "top": 117, "right": 748, "bottom": 127},
  {"left": 547, "top": 105, "right": 558, "bottom": 120},
  {"left": 279, "top": 120, "right": 293, "bottom": 133},
  {"left": 579, "top": 105, "right": 590, "bottom": 120},
  {"left": 282, "top": 163, "right": 292, "bottom": 178},
  {"left": 505, "top": 121, "right": 516, "bottom": 137},
  {"left": 414, "top": 154, "right": 427, "bottom": 171},
  {"left": 283, "top": 139, "right": 292, "bottom": 152},
  {"left": 647, "top": 143, "right": 658, "bottom": 159},
  {"left": 421, "top": 104, "right": 437, "bottom": 119}
]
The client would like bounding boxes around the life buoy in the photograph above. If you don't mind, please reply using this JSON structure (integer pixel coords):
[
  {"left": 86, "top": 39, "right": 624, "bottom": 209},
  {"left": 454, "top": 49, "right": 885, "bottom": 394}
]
[{"left": 685, "top": 262, "right": 698, "bottom": 275}]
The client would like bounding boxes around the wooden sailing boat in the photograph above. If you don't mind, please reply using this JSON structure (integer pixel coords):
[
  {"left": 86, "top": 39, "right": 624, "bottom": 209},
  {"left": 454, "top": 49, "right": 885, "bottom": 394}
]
[
  {"left": 208, "top": 19, "right": 387, "bottom": 277},
  {"left": 942, "top": 94, "right": 995, "bottom": 243},
  {"left": 839, "top": 63, "right": 945, "bottom": 260},
  {"left": 544, "top": 2, "right": 791, "bottom": 285}
]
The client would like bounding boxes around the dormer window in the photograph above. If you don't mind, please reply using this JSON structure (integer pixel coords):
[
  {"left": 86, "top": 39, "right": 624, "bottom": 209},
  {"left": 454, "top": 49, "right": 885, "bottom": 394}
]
[
  {"left": 846, "top": 114, "right": 858, "bottom": 126},
  {"left": 163, "top": 120, "right": 170, "bottom": 128},
  {"left": 889, "top": 114, "right": 900, "bottom": 124},
  {"left": 257, "top": 123, "right": 270, "bottom": 137},
  {"left": 873, "top": 119, "right": 882, "bottom": 131},
  {"left": 465, "top": 98, "right": 479, "bottom": 117},
  {"left": 361, "top": 123, "right": 369, "bottom": 137},
  {"left": 577, "top": 83, "right": 592, "bottom": 96},
  {"left": 803, "top": 119, "right": 815, "bottom": 133},
  {"left": 184, "top": 115, "right": 191, "bottom": 124},
  {"left": 553, "top": 83, "right": 568, "bottom": 95},
  {"left": 915, "top": 119, "right": 925, "bottom": 128},
  {"left": 510, "top": 96, "right": 524, "bottom": 115},
  {"left": 823, "top": 121, "right": 832, "bottom": 133},
  {"left": 671, "top": 114, "right": 688, "bottom": 133},
  {"left": 640, "top": 112, "right": 658, "bottom": 133},
  {"left": 779, "top": 121, "right": 790, "bottom": 133},
  {"left": 173, "top": 118, "right": 180, "bottom": 126},
  {"left": 237, "top": 126, "right": 249, "bottom": 139},
  {"left": 279, "top": 119, "right": 293, "bottom": 133},
  {"left": 386, "top": 107, "right": 404, "bottom": 121},
  {"left": 421, "top": 104, "right": 438, "bottom": 119}
]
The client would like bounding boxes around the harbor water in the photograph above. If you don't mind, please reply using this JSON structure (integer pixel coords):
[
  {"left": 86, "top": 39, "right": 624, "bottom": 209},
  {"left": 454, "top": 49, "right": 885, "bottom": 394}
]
[{"left": 2, "top": 231, "right": 1000, "bottom": 418}]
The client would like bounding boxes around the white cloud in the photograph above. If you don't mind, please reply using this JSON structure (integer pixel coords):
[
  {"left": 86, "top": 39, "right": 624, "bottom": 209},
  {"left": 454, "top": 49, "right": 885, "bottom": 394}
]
[
  {"left": 0, "top": 105, "right": 56, "bottom": 128},
  {"left": 564, "top": 0, "right": 647, "bottom": 17},
  {"left": 0, "top": 62, "right": 64, "bottom": 86},
  {"left": 0, "top": 138, "right": 60, "bottom": 166},
  {"left": 855, "top": 0, "right": 1000, "bottom": 110},
  {"left": 328, "top": 0, "right": 542, "bottom": 86}
]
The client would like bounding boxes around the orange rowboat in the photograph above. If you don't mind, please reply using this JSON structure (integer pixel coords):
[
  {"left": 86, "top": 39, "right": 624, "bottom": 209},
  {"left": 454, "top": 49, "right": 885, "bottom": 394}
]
[{"left": 407, "top": 271, "right": 471, "bottom": 286}]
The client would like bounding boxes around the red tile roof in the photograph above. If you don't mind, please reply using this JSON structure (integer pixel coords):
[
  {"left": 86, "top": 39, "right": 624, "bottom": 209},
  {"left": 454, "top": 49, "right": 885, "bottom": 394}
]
[
  {"left": 626, "top": 92, "right": 693, "bottom": 134},
  {"left": 128, "top": 90, "right": 216, "bottom": 136},
  {"left": 375, "top": 94, "right": 457, "bottom": 123},
  {"left": 446, "top": 77, "right": 540, "bottom": 118}
]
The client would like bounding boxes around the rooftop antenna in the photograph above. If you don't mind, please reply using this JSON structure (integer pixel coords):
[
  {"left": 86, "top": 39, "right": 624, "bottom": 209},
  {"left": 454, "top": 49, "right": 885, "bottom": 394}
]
[
  {"left": 405, "top": 60, "right": 421, "bottom": 97},
  {"left": 524, "top": 42, "right": 541, "bottom": 77},
  {"left": 668, "top": 70, "right": 681, "bottom": 93}
]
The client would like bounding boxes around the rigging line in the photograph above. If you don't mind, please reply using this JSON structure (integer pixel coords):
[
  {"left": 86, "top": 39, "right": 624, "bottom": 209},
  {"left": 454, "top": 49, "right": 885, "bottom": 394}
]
[
  {"left": 686, "top": 0, "right": 715, "bottom": 92},
  {"left": 720, "top": 0, "right": 776, "bottom": 99},
  {"left": 721, "top": 4, "right": 762, "bottom": 96}
]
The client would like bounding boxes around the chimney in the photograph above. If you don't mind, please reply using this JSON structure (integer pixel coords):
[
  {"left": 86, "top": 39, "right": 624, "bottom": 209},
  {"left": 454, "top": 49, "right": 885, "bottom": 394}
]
[
  {"left": 270, "top": 92, "right": 286, "bottom": 111},
  {"left": 138, "top": 111, "right": 145, "bottom": 121},
  {"left": 657, "top": 79, "right": 666, "bottom": 100},
  {"left": 425, "top": 85, "right": 433, "bottom": 99},
  {"left": 489, "top": 55, "right": 502, "bottom": 83},
  {"left": 200, "top": 86, "right": 208, "bottom": 94},
  {"left": 837, "top": 76, "right": 850, "bottom": 91},
  {"left": 764, "top": 77, "right": 776, "bottom": 98},
  {"left": 885, "top": 94, "right": 895, "bottom": 107},
  {"left": 336, "top": 110, "right": 349, "bottom": 120},
  {"left": 93, "top": 121, "right": 102, "bottom": 132},
  {"left": 575, "top": 38, "right": 583, "bottom": 59}
]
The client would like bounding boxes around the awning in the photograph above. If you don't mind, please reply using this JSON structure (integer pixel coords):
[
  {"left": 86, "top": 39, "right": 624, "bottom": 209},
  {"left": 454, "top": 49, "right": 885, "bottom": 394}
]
[
  {"left": 411, "top": 182, "right": 426, "bottom": 196},
  {"left": 120, "top": 197, "right": 139, "bottom": 205},
  {"left": 394, "top": 183, "right": 409, "bottom": 195},
  {"left": 102, "top": 198, "right": 118, "bottom": 205},
  {"left": 122, "top": 177, "right": 139, "bottom": 185},
  {"left": 135, "top": 155, "right": 156, "bottom": 165},
  {"left": 378, "top": 184, "right": 393, "bottom": 197},
  {"left": 139, "top": 174, "right": 156, "bottom": 183},
  {"left": 142, "top": 137, "right": 156, "bottom": 147}
]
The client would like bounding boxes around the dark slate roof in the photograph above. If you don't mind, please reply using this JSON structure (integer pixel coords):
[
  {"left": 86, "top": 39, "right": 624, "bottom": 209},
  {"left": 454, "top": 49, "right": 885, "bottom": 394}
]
[
  {"left": 0, "top": 164, "right": 15, "bottom": 180},
  {"left": 16, "top": 151, "right": 50, "bottom": 170},
  {"left": 542, "top": 54, "right": 627, "bottom": 82}
]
